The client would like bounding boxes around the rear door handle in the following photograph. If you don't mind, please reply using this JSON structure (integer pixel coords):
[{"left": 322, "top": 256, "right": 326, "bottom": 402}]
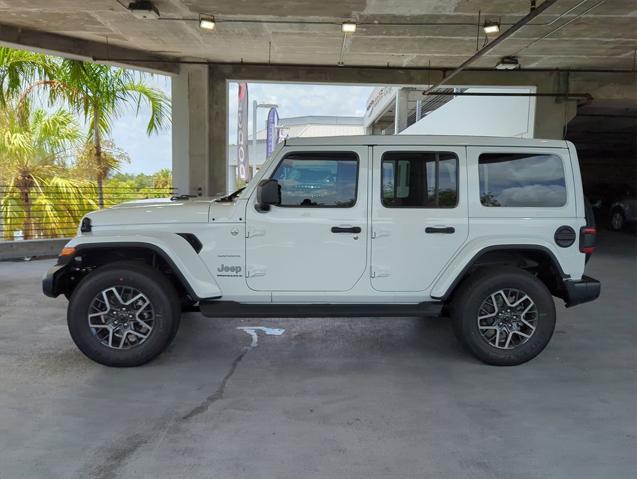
[
  {"left": 331, "top": 226, "right": 361, "bottom": 234},
  {"left": 425, "top": 226, "right": 455, "bottom": 234}
]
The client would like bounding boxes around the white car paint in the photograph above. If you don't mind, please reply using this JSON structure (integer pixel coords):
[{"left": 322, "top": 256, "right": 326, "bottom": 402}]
[{"left": 68, "top": 135, "right": 588, "bottom": 305}]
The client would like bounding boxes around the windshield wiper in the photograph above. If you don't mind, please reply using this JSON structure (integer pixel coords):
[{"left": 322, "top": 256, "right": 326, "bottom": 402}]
[{"left": 216, "top": 187, "right": 246, "bottom": 203}]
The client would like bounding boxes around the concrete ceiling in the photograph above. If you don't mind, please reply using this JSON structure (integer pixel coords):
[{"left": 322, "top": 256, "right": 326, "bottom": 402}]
[{"left": 0, "top": 0, "right": 636, "bottom": 72}]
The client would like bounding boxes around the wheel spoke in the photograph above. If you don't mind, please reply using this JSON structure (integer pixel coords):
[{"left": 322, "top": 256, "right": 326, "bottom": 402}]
[
  {"left": 519, "top": 318, "right": 536, "bottom": 331},
  {"left": 504, "top": 332, "right": 513, "bottom": 349},
  {"left": 89, "top": 322, "right": 111, "bottom": 330},
  {"left": 134, "top": 317, "right": 152, "bottom": 331},
  {"left": 511, "top": 294, "right": 530, "bottom": 308},
  {"left": 479, "top": 325, "right": 498, "bottom": 331},
  {"left": 133, "top": 299, "right": 150, "bottom": 314},
  {"left": 124, "top": 293, "right": 145, "bottom": 306},
  {"left": 101, "top": 290, "right": 112, "bottom": 311},
  {"left": 513, "top": 330, "right": 531, "bottom": 339},
  {"left": 118, "top": 331, "right": 127, "bottom": 349},
  {"left": 127, "top": 329, "right": 149, "bottom": 341},
  {"left": 109, "top": 287, "right": 125, "bottom": 306}
]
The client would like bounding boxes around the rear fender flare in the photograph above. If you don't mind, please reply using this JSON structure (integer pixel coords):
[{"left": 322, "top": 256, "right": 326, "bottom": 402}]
[{"left": 430, "top": 242, "right": 568, "bottom": 301}]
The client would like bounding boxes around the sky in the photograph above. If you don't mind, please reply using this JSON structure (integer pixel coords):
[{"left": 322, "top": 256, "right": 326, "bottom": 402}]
[
  {"left": 111, "top": 77, "right": 374, "bottom": 174},
  {"left": 227, "top": 82, "right": 374, "bottom": 145},
  {"left": 109, "top": 73, "right": 172, "bottom": 175}
]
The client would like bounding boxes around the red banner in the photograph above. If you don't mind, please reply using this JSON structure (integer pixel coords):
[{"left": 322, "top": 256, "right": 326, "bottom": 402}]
[{"left": 237, "top": 83, "right": 250, "bottom": 181}]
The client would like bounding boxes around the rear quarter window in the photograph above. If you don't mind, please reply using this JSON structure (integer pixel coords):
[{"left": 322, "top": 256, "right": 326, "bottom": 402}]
[{"left": 478, "top": 153, "right": 567, "bottom": 207}]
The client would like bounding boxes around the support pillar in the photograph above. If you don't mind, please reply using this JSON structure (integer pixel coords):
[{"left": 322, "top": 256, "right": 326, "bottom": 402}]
[
  {"left": 171, "top": 64, "right": 209, "bottom": 196},
  {"left": 394, "top": 88, "right": 409, "bottom": 134},
  {"left": 171, "top": 64, "right": 228, "bottom": 197}
]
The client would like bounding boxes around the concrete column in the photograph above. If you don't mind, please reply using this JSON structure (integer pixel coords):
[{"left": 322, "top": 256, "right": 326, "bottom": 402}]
[
  {"left": 532, "top": 71, "right": 577, "bottom": 139},
  {"left": 394, "top": 88, "right": 409, "bottom": 134},
  {"left": 208, "top": 66, "right": 228, "bottom": 196},
  {"left": 171, "top": 64, "right": 209, "bottom": 196}
]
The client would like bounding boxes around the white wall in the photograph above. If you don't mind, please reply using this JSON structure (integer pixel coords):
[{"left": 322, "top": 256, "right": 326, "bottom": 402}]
[{"left": 400, "top": 87, "right": 536, "bottom": 138}]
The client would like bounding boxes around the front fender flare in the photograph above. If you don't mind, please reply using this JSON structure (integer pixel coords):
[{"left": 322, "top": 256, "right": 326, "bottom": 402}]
[{"left": 66, "top": 233, "right": 222, "bottom": 300}]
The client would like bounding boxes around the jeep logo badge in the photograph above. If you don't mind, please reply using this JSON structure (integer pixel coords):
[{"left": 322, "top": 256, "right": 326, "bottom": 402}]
[{"left": 217, "top": 264, "right": 242, "bottom": 276}]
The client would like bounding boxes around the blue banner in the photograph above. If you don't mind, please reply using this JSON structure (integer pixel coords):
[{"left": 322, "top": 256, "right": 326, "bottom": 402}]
[{"left": 266, "top": 107, "right": 279, "bottom": 158}]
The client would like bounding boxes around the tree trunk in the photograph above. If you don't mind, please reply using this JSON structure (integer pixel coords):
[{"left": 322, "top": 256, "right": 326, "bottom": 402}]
[
  {"left": 94, "top": 107, "right": 104, "bottom": 208},
  {"left": 18, "top": 179, "right": 34, "bottom": 240}
]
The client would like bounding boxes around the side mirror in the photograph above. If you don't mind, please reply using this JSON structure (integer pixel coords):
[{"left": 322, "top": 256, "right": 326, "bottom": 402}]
[{"left": 255, "top": 179, "right": 281, "bottom": 212}]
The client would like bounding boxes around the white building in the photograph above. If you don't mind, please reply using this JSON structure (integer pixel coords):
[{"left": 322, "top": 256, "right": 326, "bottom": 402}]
[
  {"left": 364, "top": 86, "right": 536, "bottom": 138},
  {"left": 228, "top": 115, "right": 364, "bottom": 186}
]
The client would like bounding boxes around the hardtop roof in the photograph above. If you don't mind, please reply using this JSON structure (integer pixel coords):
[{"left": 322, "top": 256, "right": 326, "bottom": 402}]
[{"left": 284, "top": 135, "right": 569, "bottom": 149}]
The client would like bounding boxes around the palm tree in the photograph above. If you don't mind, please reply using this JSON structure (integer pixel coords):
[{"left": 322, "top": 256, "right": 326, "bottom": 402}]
[
  {"left": 73, "top": 139, "right": 130, "bottom": 183},
  {"left": 0, "top": 48, "right": 52, "bottom": 108},
  {"left": 0, "top": 104, "right": 94, "bottom": 239},
  {"left": 152, "top": 168, "right": 172, "bottom": 189},
  {"left": 20, "top": 59, "right": 170, "bottom": 207}
]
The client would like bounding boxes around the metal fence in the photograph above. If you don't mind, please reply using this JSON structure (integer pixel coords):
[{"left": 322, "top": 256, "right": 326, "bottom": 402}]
[{"left": 0, "top": 183, "right": 174, "bottom": 241}]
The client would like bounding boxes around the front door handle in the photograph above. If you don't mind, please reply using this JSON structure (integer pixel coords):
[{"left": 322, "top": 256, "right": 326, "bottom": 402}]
[
  {"left": 331, "top": 226, "right": 361, "bottom": 234},
  {"left": 425, "top": 226, "right": 455, "bottom": 234}
]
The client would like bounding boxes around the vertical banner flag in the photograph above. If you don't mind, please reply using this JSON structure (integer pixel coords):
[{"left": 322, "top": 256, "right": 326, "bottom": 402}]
[
  {"left": 237, "top": 83, "right": 250, "bottom": 181},
  {"left": 266, "top": 107, "right": 279, "bottom": 158}
]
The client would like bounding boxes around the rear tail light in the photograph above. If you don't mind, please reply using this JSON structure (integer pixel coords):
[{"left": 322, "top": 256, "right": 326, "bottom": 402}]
[{"left": 579, "top": 227, "right": 596, "bottom": 255}]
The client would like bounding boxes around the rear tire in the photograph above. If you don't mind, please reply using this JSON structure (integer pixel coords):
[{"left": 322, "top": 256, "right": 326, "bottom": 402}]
[
  {"left": 67, "top": 262, "right": 181, "bottom": 367},
  {"left": 451, "top": 267, "right": 556, "bottom": 366}
]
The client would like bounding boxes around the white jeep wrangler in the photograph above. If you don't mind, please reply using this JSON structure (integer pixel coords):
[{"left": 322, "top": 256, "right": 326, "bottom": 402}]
[{"left": 43, "top": 135, "right": 600, "bottom": 367}]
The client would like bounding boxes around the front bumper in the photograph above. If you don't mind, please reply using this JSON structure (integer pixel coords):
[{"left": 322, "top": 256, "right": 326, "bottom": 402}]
[
  {"left": 563, "top": 275, "right": 601, "bottom": 307},
  {"left": 42, "top": 263, "right": 70, "bottom": 298}
]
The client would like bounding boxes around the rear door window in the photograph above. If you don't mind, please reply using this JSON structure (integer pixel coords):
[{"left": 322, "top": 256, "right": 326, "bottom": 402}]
[
  {"left": 381, "top": 151, "right": 458, "bottom": 208},
  {"left": 478, "top": 153, "right": 567, "bottom": 207}
]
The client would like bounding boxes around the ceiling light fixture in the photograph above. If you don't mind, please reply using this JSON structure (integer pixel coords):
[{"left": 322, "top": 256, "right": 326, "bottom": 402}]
[
  {"left": 342, "top": 22, "right": 357, "bottom": 33},
  {"left": 496, "top": 56, "right": 520, "bottom": 70},
  {"left": 199, "top": 14, "right": 216, "bottom": 30},
  {"left": 483, "top": 20, "right": 500, "bottom": 34}
]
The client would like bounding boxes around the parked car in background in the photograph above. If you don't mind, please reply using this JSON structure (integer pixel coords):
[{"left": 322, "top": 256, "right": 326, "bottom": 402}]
[{"left": 609, "top": 185, "right": 637, "bottom": 231}]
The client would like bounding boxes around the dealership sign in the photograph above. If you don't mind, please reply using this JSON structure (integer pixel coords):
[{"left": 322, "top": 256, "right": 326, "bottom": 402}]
[{"left": 237, "top": 83, "right": 250, "bottom": 181}]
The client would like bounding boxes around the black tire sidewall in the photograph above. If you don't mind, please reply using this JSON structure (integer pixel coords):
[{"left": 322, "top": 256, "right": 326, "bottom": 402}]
[
  {"left": 68, "top": 265, "right": 179, "bottom": 367},
  {"left": 610, "top": 209, "right": 625, "bottom": 231},
  {"left": 452, "top": 269, "right": 556, "bottom": 366}
]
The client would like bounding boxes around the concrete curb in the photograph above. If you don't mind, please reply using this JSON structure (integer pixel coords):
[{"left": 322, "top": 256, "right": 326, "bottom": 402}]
[{"left": 0, "top": 238, "right": 69, "bottom": 261}]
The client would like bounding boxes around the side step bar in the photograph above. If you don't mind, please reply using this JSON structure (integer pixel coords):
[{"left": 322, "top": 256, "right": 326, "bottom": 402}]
[{"left": 198, "top": 301, "right": 442, "bottom": 318}]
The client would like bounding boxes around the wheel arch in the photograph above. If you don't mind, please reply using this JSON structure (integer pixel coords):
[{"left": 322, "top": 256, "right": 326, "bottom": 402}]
[
  {"left": 432, "top": 244, "right": 569, "bottom": 302},
  {"left": 55, "top": 238, "right": 221, "bottom": 301}
]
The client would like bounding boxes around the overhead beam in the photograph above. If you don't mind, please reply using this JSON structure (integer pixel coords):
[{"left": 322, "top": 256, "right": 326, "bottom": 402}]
[{"left": 0, "top": 23, "right": 179, "bottom": 75}]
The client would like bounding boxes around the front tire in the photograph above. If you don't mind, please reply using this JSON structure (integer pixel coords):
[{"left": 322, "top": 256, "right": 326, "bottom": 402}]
[
  {"left": 451, "top": 267, "right": 556, "bottom": 366},
  {"left": 67, "top": 262, "right": 180, "bottom": 367}
]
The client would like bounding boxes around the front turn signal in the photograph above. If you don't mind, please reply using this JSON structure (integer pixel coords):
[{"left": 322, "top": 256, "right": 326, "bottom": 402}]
[{"left": 59, "top": 246, "right": 76, "bottom": 257}]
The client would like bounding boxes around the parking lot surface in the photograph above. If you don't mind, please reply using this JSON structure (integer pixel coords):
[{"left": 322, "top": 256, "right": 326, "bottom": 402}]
[{"left": 1, "top": 233, "right": 636, "bottom": 479}]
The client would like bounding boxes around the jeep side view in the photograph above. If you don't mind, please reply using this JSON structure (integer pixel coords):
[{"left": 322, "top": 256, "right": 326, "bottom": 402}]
[{"left": 43, "top": 135, "right": 600, "bottom": 367}]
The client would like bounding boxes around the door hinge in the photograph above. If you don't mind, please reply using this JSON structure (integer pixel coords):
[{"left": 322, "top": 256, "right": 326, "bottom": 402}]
[
  {"left": 371, "top": 267, "right": 391, "bottom": 278},
  {"left": 246, "top": 266, "right": 266, "bottom": 278},
  {"left": 371, "top": 229, "right": 390, "bottom": 239},
  {"left": 246, "top": 228, "right": 265, "bottom": 238}
]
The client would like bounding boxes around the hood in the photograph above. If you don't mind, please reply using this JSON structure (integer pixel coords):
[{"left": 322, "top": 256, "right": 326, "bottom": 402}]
[{"left": 86, "top": 197, "right": 213, "bottom": 226}]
